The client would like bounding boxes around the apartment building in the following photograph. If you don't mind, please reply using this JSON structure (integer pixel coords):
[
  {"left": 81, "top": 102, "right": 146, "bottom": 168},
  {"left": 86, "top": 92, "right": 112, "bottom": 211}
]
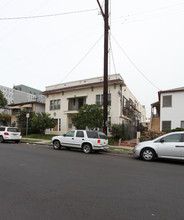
[
  {"left": 0, "top": 85, "right": 45, "bottom": 125},
  {"left": 150, "top": 87, "right": 184, "bottom": 131},
  {"left": 0, "top": 85, "right": 45, "bottom": 106},
  {"left": 43, "top": 74, "right": 146, "bottom": 135}
]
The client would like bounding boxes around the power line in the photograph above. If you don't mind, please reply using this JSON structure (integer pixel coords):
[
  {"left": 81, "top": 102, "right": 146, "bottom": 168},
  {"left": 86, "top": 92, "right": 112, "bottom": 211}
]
[
  {"left": 111, "top": 34, "right": 161, "bottom": 91},
  {"left": 60, "top": 35, "right": 103, "bottom": 83},
  {"left": 0, "top": 8, "right": 98, "bottom": 21},
  {"left": 115, "top": 2, "right": 184, "bottom": 24},
  {"left": 109, "top": 35, "right": 117, "bottom": 74}
]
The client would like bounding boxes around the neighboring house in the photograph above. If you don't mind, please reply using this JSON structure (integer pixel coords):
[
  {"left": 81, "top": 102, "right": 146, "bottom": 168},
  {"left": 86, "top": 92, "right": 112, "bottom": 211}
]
[
  {"left": 43, "top": 74, "right": 146, "bottom": 135},
  {"left": 150, "top": 87, "right": 184, "bottom": 131},
  {"left": 8, "top": 101, "right": 45, "bottom": 126},
  {"left": 0, "top": 85, "right": 45, "bottom": 126}
]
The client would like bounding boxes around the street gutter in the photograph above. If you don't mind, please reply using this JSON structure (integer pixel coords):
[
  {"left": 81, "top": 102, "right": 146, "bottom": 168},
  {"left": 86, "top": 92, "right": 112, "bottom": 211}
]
[{"left": 21, "top": 139, "right": 134, "bottom": 155}]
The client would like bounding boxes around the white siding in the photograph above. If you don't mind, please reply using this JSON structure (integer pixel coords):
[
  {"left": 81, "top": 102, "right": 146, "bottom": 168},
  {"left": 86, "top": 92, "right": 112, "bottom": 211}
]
[{"left": 160, "top": 91, "right": 184, "bottom": 130}]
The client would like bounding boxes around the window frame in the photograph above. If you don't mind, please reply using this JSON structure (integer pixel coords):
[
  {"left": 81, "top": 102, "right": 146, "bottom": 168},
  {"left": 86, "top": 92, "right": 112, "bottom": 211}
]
[
  {"left": 162, "top": 95, "right": 172, "bottom": 107},
  {"left": 162, "top": 121, "right": 171, "bottom": 131}
]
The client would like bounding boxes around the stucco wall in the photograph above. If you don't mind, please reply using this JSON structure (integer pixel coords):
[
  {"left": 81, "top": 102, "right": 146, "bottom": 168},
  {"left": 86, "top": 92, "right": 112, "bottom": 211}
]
[
  {"left": 160, "top": 91, "right": 184, "bottom": 130},
  {"left": 45, "top": 84, "right": 122, "bottom": 134}
]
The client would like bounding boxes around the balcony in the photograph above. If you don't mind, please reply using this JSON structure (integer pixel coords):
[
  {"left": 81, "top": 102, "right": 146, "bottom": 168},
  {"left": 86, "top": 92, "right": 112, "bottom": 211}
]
[{"left": 68, "top": 97, "right": 86, "bottom": 111}]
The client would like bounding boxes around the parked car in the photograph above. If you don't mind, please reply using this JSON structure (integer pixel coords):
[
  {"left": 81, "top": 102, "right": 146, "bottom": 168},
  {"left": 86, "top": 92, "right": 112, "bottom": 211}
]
[
  {"left": 52, "top": 130, "right": 109, "bottom": 154},
  {"left": 0, "top": 127, "right": 22, "bottom": 143},
  {"left": 134, "top": 131, "right": 184, "bottom": 161}
]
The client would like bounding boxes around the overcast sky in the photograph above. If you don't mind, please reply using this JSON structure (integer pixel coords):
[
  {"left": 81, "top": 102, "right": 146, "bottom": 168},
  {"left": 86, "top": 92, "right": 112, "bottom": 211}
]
[{"left": 0, "top": 0, "right": 184, "bottom": 117}]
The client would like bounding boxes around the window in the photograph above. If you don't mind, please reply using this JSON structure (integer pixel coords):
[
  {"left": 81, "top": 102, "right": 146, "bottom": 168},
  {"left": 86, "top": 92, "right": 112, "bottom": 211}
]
[
  {"left": 163, "top": 95, "right": 172, "bottom": 107},
  {"left": 162, "top": 121, "right": 171, "bottom": 130},
  {"left": 161, "top": 134, "right": 181, "bottom": 143},
  {"left": 96, "top": 94, "right": 111, "bottom": 106},
  {"left": 108, "top": 94, "right": 111, "bottom": 106},
  {"left": 50, "top": 99, "right": 61, "bottom": 110},
  {"left": 86, "top": 131, "right": 98, "bottom": 139},
  {"left": 12, "top": 109, "right": 20, "bottom": 115},
  {"left": 0, "top": 127, "right": 5, "bottom": 131},
  {"left": 181, "top": 121, "right": 184, "bottom": 128},
  {"left": 96, "top": 95, "right": 101, "bottom": 105},
  {"left": 7, "top": 128, "right": 20, "bottom": 132},
  {"left": 65, "top": 131, "right": 75, "bottom": 137},
  {"left": 76, "top": 131, "right": 84, "bottom": 138},
  {"left": 98, "top": 132, "right": 107, "bottom": 139}
]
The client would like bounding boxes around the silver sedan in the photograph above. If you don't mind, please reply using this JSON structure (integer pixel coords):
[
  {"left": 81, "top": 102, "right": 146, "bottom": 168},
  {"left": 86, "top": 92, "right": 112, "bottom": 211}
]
[{"left": 134, "top": 131, "right": 184, "bottom": 161}]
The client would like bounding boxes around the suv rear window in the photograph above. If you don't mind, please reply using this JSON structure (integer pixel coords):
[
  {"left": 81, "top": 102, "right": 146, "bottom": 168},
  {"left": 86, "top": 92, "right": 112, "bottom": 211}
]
[
  {"left": 98, "top": 132, "right": 107, "bottom": 140},
  {"left": 0, "top": 127, "right": 5, "bottom": 131},
  {"left": 7, "top": 128, "right": 20, "bottom": 132},
  {"left": 86, "top": 131, "right": 98, "bottom": 139}
]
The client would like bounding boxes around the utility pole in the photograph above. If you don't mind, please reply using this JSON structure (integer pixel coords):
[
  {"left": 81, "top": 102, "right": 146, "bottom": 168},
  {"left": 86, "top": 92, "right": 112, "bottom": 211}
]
[{"left": 97, "top": 0, "right": 109, "bottom": 135}]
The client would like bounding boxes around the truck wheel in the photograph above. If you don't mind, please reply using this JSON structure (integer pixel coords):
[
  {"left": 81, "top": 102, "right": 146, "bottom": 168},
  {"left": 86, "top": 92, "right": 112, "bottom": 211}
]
[
  {"left": 83, "top": 144, "right": 92, "bottom": 154},
  {"left": 53, "top": 140, "right": 61, "bottom": 150}
]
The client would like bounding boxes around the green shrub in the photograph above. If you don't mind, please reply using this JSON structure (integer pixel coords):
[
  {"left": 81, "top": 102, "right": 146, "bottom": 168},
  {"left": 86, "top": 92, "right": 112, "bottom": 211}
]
[
  {"left": 108, "top": 136, "right": 115, "bottom": 145},
  {"left": 111, "top": 124, "right": 123, "bottom": 141}
]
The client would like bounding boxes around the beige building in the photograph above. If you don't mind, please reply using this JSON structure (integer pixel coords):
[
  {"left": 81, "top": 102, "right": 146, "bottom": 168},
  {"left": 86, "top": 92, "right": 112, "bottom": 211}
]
[
  {"left": 43, "top": 74, "right": 146, "bottom": 135},
  {"left": 8, "top": 102, "right": 45, "bottom": 126}
]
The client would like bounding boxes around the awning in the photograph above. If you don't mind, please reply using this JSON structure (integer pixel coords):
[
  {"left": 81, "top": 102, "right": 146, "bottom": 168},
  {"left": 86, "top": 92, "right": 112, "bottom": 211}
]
[
  {"left": 9, "top": 105, "right": 21, "bottom": 109},
  {"left": 21, "top": 104, "right": 32, "bottom": 108}
]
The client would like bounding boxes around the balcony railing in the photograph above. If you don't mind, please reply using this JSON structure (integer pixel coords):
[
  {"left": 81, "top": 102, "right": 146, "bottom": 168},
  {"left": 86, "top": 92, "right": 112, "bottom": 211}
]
[{"left": 50, "top": 105, "right": 60, "bottom": 110}]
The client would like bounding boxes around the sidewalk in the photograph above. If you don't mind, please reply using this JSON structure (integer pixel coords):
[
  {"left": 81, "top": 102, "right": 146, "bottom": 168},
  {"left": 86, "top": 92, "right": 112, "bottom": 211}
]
[{"left": 21, "top": 138, "right": 134, "bottom": 154}]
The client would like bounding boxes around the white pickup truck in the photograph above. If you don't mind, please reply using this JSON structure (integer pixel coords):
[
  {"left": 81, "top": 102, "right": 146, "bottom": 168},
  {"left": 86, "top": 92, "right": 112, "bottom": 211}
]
[{"left": 52, "top": 130, "right": 109, "bottom": 154}]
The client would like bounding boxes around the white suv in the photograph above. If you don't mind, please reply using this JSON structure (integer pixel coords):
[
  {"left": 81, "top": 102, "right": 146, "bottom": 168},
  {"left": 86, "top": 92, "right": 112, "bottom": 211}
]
[
  {"left": 52, "top": 130, "right": 109, "bottom": 154},
  {"left": 0, "top": 127, "right": 22, "bottom": 143}
]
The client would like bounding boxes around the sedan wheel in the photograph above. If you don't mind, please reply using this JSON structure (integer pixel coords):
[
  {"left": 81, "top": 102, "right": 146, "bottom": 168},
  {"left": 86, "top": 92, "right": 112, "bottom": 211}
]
[
  {"left": 83, "top": 144, "right": 92, "bottom": 154},
  {"left": 141, "top": 148, "right": 155, "bottom": 161},
  {"left": 53, "top": 140, "right": 61, "bottom": 150}
]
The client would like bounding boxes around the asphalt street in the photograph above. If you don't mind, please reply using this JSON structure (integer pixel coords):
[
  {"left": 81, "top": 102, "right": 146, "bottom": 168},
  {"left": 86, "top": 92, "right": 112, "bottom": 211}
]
[{"left": 0, "top": 142, "right": 184, "bottom": 220}]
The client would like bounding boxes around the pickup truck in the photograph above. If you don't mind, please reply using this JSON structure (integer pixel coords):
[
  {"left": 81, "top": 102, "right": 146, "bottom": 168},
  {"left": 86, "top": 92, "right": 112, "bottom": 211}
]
[{"left": 52, "top": 130, "right": 109, "bottom": 154}]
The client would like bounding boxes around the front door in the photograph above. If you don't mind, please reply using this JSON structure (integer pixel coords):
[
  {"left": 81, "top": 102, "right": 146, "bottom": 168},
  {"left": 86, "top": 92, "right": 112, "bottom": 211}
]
[{"left": 62, "top": 130, "right": 75, "bottom": 147}]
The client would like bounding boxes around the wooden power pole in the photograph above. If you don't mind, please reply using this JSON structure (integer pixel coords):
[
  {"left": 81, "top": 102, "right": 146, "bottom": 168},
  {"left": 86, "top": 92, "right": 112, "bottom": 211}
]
[{"left": 97, "top": 0, "right": 109, "bottom": 135}]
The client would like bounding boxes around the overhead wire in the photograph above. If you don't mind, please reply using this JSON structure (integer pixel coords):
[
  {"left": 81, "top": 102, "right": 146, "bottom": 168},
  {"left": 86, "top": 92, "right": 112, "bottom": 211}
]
[
  {"left": 60, "top": 35, "right": 103, "bottom": 83},
  {"left": 0, "top": 22, "right": 103, "bottom": 70},
  {"left": 108, "top": 0, "right": 117, "bottom": 75},
  {"left": 0, "top": 8, "right": 98, "bottom": 21},
  {"left": 0, "top": 0, "right": 60, "bottom": 41},
  {"left": 114, "top": 1, "right": 184, "bottom": 24},
  {"left": 111, "top": 34, "right": 161, "bottom": 91},
  {"left": 109, "top": 36, "right": 117, "bottom": 75}
]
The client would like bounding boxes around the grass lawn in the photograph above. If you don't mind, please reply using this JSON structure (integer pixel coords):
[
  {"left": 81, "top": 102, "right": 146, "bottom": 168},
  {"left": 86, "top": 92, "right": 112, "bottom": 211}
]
[{"left": 22, "top": 134, "right": 57, "bottom": 140}]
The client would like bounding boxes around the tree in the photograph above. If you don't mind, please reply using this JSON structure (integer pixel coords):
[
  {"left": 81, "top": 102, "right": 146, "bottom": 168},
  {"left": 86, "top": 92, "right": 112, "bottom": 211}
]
[
  {"left": 31, "top": 112, "right": 55, "bottom": 134},
  {"left": 72, "top": 104, "right": 103, "bottom": 130},
  {"left": 16, "top": 110, "right": 35, "bottom": 134},
  {"left": 0, "top": 113, "right": 11, "bottom": 126},
  {"left": 111, "top": 124, "right": 123, "bottom": 145},
  {"left": 17, "top": 110, "right": 55, "bottom": 134},
  {"left": 0, "top": 90, "right": 7, "bottom": 108}
]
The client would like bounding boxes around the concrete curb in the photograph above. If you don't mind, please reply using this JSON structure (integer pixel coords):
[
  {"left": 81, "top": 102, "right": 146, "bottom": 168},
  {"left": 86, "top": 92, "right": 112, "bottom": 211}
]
[{"left": 21, "top": 140, "right": 134, "bottom": 155}]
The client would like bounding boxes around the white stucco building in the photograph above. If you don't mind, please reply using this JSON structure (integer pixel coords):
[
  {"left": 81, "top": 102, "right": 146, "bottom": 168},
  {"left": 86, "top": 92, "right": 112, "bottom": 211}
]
[
  {"left": 43, "top": 74, "right": 146, "bottom": 135},
  {"left": 159, "top": 87, "right": 184, "bottom": 130},
  {"left": 150, "top": 87, "right": 184, "bottom": 131}
]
